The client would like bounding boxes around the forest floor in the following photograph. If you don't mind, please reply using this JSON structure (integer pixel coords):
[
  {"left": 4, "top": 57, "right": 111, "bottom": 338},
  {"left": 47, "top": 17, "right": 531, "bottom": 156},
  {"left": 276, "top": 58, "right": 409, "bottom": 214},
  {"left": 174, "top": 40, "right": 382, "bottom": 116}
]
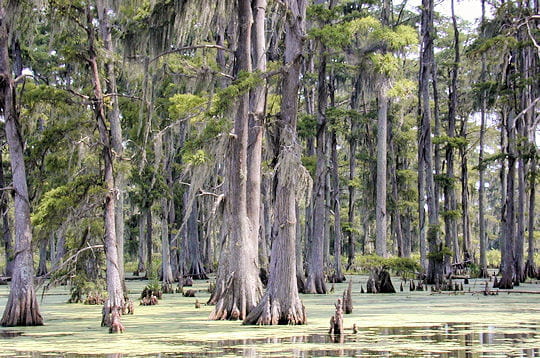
[{"left": 0, "top": 274, "right": 539, "bottom": 357}]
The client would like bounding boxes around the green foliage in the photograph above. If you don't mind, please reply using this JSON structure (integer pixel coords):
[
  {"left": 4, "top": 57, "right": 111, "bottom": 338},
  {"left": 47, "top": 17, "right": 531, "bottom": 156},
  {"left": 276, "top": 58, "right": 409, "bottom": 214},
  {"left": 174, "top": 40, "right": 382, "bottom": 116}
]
[
  {"left": 369, "top": 53, "right": 399, "bottom": 75},
  {"left": 301, "top": 155, "right": 317, "bottom": 177},
  {"left": 441, "top": 209, "right": 461, "bottom": 219},
  {"left": 388, "top": 79, "right": 416, "bottom": 99},
  {"left": 427, "top": 245, "right": 453, "bottom": 262},
  {"left": 353, "top": 255, "right": 422, "bottom": 276},
  {"left": 298, "top": 114, "right": 317, "bottom": 139},
  {"left": 209, "top": 71, "right": 263, "bottom": 116},
  {"left": 168, "top": 93, "right": 206, "bottom": 121},
  {"left": 32, "top": 175, "right": 104, "bottom": 233},
  {"left": 487, "top": 249, "right": 501, "bottom": 268},
  {"left": 183, "top": 149, "right": 208, "bottom": 166}
]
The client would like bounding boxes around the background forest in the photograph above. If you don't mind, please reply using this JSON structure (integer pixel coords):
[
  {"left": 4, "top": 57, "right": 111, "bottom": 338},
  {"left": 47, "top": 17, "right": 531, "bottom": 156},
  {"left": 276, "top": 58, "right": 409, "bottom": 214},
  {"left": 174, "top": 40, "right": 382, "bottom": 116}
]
[{"left": 0, "top": 0, "right": 538, "bottom": 331}]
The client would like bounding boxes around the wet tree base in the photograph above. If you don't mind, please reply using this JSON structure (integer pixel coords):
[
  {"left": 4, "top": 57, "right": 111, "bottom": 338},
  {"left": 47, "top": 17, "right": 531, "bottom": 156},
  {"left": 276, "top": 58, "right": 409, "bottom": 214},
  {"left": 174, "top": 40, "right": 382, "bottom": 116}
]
[
  {"left": 0, "top": 292, "right": 44, "bottom": 327},
  {"left": 243, "top": 295, "right": 306, "bottom": 325}
]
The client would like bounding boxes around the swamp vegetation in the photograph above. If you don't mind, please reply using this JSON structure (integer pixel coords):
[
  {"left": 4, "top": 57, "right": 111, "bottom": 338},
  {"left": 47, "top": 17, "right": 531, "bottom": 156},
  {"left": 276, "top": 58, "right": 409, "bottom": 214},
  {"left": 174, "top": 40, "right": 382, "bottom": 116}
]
[
  {"left": 2, "top": 275, "right": 540, "bottom": 356},
  {"left": 0, "top": 0, "right": 539, "bottom": 355}
]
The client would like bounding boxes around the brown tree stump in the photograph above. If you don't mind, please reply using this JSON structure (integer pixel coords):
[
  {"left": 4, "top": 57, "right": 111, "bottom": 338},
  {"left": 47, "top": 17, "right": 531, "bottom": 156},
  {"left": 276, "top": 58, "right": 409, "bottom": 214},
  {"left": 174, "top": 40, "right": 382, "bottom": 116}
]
[
  {"left": 343, "top": 280, "right": 353, "bottom": 314},
  {"left": 328, "top": 298, "right": 344, "bottom": 336}
]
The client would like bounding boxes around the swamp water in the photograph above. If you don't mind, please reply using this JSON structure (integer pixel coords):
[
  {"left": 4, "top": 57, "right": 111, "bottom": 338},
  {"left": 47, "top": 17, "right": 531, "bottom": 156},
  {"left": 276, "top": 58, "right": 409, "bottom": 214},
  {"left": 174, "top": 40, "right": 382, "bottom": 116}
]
[{"left": 0, "top": 276, "right": 539, "bottom": 357}]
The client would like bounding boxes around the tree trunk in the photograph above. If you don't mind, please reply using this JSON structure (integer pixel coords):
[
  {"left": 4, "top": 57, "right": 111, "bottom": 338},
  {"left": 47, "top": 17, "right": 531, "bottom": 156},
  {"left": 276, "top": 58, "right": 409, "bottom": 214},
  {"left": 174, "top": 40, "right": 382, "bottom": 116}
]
[
  {"left": 0, "top": 149, "right": 13, "bottom": 277},
  {"left": 244, "top": 0, "right": 306, "bottom": 325},
  {"left": 137, "top": 213, "right": 146, "bottom": 275},
  {"left": 248, "top": 0, "right": 266, "bottom": 281},
  {"left": 145, "top": 205, "right": 153, "bottom": 278},
  {"left": 330, "top": 130, "right": 344, "bottom": 282},
  {"left": 445, "top": 0, "right": 460, "bottom": 266},
  {"left": 36, "top": 239, "right": 48, "bottom": 277},
  {"left": 161, "top": 197, "right": 174, "bottom": 284},
  {"left": 209, "top": 0, "right": 262, "bottom": 320},
  {"left": 525, "top": 155, "right": 537, "bottom": 278},
  {"left": 499, "top": 110, "right": 516, "bottom": 289},
  {"left": 0, "top": 5, "right": 43, "bottom": 326},
  {"left": 84, "top": 5, "right": 124, "bottom": 328},
  {"left": 375, "top": 82, "right": 388, "bottom": 258},
  {"left": 306, "top": 39, "right": 328, "bottom": 294},
  {"left": 346, "top": 77, "right": 360, "bottom": 268},
  {"left": 419, "top": 0, "right": 443, "bottom": 285},
  {"left": 187, "top": 198, "right": 207, "bottom": 279},
  {"left": 96, "top": 0, "right": 125, "bottom": 292}
]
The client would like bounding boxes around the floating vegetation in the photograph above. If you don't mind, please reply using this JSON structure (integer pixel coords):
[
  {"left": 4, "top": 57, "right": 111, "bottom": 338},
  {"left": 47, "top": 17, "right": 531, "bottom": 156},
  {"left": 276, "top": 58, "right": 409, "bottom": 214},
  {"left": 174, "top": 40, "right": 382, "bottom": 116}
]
[{"left": 0, "top": 276, "right": 540, "bottom": 356}]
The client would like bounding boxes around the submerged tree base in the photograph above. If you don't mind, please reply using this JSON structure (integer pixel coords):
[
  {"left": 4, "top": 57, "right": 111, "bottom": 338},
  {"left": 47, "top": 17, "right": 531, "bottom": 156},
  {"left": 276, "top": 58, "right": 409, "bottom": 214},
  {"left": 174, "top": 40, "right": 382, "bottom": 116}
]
[
  {"left": 1, "top": 291, "right": 44, "bottom": 327},
  {"left": 243, "top": 294, "right": 306, "bottom": 325}
]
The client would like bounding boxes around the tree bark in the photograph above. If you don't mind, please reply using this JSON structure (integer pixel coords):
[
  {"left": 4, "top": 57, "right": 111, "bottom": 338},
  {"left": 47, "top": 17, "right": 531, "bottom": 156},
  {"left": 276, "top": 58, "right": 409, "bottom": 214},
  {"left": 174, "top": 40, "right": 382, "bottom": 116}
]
[
  {"left": 444, "top": 0, "right": 460, "bottom": 266},
  {"left": 306, "top": 37, "right": 328, "bottom": 295},
  {"left": 0, "top": 5, "right": 43, "bottom": 326},
  {"left": 96, "top": 0, "right": 125, "bottom": 292},
  {"left": 0, "top": 149, "right": 13, "bottom": 277},
  {"left": 330, "top": 130, "right": 344, "bottom": 282},
  {"left": 248, "top": 0, "right": 266, "bottom": 281},
  {"left": 499, "top": 109, "right": 516, "bottom": 289},
  {"left": 244, "top": 0, "right": 307, "bottom": 325},
  {"left": 419, "top": 0, "right": 443, "bottom": 285},
  {"left": 375, "top": 82, "right": 388, "bottom": 257},
  {"left": 84, "top": 4, "right": 124, "bottom": 327},
  {"left": 209, "top": 0, "right": 262, "bottom": 320},
  {"left": 346, "top": 77, "right": 361, "bottom": 268}
]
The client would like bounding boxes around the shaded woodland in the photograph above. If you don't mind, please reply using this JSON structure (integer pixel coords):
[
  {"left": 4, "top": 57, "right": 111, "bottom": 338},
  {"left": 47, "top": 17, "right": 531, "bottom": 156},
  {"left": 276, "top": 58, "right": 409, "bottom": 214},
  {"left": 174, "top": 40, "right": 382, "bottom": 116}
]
[{"left": 0, "top": 0, "right": 538, "bottom": 332}]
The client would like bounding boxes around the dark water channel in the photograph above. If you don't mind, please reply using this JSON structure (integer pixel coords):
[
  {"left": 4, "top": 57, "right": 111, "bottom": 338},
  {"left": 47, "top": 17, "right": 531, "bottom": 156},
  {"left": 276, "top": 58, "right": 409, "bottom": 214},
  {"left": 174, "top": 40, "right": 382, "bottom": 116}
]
[{"left": 3, "top": 322, "right": 540, "bottom": 357}]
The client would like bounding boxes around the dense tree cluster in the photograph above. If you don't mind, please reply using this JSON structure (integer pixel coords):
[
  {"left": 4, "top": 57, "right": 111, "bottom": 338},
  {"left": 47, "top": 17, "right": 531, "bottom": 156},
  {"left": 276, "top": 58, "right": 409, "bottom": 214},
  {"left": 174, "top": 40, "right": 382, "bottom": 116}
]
[{"left": 0, "top": 0, "right": 538, "bottom": 329}]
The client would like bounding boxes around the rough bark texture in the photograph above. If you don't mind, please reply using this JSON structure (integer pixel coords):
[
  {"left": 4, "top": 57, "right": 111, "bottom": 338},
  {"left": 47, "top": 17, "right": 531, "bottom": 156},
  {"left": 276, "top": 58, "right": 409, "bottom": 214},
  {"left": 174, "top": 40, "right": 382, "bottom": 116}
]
[
  {"left": 209, "top": 0, "right": 262, "bottom": 321},
  {"left": 243, "top": 0, "right": 306, "bottom": 325},
  {"left": 419, "top": 0, "right": 443, "bottom": 285},
  {"left": 330, "top": 130, "right": 344, "bottom": 283},
  {"left": 248, "top": 0, "right": 266, "bottom": 281},
  {"left": 306, "top": 35, "right": 328, "bottom": 295},
  {"left": 346, "top": 77, "right": 360, "bottom": 268},
  {"left": 0, "top": 5, "right": 43, "bottom": 326},
  {"left": 187, "top": 198, "right": 207, "bottom": 280},
  {"left": 499, "top": 110, "right": 516, "bottom": 289},
  {"left": 96, "top": 0, "right": 125, "bottom": 291},
  {"left": 445, "top": 0, "right": 459, "bottom": 266},
  {"left": 0, "top": 149, "right": 12, "bottom": 277},
  {"left": 375, "top": 81, "right": 388, "bottom": 258},
  {"left": 85, "top": 5, "right": 124, "bottom": 328}
]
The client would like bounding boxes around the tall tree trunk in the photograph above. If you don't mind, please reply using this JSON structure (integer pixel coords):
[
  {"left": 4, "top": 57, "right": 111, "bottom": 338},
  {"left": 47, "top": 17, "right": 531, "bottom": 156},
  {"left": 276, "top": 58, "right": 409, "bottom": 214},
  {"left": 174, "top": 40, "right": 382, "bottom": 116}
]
[
  {"left": 96, "top": 0, "right": 125, "bottom": 292},
  {"left": 346, "top": 77, "right": 360, "bottom": 268},
  {"left": 444, "top": 0, "right": 460, "bottom": 266},
  {"left": 145, "top": 205, "right": 152, "bottom": 278},
  {"left": 0, "top": 149, "right": 12, "bottom": 277},
  {"left": 375, "top": 82, "right": 388, "bottom": 258},
  {"left": 85, "top": 5, "right": 124, "bottom": 328},
  {"left": 0, "top": 5, "right": 43, "bottom": 326},
  {"left": 209, "top": 0, "right": 263, "bottom": 320},
  {"left": 249, "top": 0, "right": 266, "bottom": 281},
  {"left": 419, "top": 0, "right": 443, "bottom": 285},
  {"left": 244, "top": 0, "right": 306, "bottom": 325},
  {"left": 330, "top": 130, "right": 344, "bottom": 282},
  {"left": 306, "top": 39, "right": 328, "bottom": 294},
  {"left": 187, "top": 198, "right": 207, "bottom": 279},
  {"left": 499, "top": 109, "right": 516, "bottom": 289},
  {"left": 525, "top": 155, "right": 537, "bottom": 278},
  {"left": 137, "top": 212, "right": 146, "bottom": 275},
  {"left": 36, "top": 239, "right": 48, "bottom": 277}
]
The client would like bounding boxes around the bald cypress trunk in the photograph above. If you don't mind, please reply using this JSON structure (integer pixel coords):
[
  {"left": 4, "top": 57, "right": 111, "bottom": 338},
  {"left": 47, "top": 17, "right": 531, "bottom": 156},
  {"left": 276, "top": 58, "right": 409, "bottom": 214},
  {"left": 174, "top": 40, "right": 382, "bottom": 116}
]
[
  {"left": 419, "top": 0, "right": 443, "bottom": 285},
  {"left": 0, "top": 149, "right": 12, "bottom": 277},
  {"left": 209, "top": 0, "right": 262, "bottom": 320},
  {"left": 96, "top": 0, "right": 126, "bottom": 292},
  {"left": 306, "top": 42, "right": 328, "bottom": 295},
  {"left": 84, "top": 4, "right": 124, "bottom": 328},
  {"left": 244, "top": 0, "right": 306, "bottom": 325},
  {"left": 0, "top": 5, "right": 43, "bottom": 327}
]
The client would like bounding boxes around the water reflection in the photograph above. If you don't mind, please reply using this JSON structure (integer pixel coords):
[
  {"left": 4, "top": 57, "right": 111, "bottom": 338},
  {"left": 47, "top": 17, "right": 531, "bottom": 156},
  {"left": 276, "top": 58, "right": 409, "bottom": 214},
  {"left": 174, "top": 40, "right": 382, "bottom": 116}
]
[{"left": 3, "top": 322, "right": 540, "bottom": 357}]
